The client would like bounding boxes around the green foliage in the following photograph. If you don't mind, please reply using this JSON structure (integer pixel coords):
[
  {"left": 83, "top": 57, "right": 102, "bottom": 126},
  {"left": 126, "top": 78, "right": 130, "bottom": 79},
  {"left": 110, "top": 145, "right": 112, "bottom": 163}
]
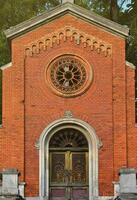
[
  {"left": 0, "top": 0, "right": 62, "bottom": 67},
  {"left": 75, "top": 0, "right": 92, "bottom": 9},
  {"left": 0, "top": 70, "right": 2, "bottom": 122},
  {"left": 125, "top": 0, "right": 137, "bottom": 66}
]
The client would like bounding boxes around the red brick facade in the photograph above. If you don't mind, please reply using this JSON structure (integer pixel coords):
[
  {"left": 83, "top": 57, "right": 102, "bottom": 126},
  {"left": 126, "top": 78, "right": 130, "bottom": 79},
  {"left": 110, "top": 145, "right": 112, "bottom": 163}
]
[{"left": 0, "top": 8, "right": 137, "bottom": 198}]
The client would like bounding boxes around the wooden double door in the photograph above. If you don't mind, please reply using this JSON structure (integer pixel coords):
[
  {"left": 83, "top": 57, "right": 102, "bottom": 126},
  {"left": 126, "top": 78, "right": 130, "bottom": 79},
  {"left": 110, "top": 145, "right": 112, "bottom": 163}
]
[{"left": 49, "top": 150, "right": 88, "bottom": 200}]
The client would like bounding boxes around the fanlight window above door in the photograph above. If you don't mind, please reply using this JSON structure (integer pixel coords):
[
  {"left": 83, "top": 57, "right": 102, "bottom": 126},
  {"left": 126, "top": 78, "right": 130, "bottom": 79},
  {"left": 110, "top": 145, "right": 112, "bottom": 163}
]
[{"left": 49, "top": 128, "right": 88, "bottom": 148}]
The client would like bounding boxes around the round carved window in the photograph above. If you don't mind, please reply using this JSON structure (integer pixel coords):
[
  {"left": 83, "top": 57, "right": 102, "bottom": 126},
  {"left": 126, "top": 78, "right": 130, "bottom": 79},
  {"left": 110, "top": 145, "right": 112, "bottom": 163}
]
[{"left": 46, "top": 55, "right": 93, "bottom": 97}]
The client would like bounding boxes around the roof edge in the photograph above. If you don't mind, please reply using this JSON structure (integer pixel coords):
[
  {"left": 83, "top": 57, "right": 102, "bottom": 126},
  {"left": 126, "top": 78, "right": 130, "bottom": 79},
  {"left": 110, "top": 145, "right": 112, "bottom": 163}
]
[
  {"left": 1, "top": 62, "right": 12, "bottom": 70},
  {"left": 126, "top": 61, "right": 136, "bottom": 70},
  {"left": 4, "top": 2, "right": 129, "bottom": 41}
]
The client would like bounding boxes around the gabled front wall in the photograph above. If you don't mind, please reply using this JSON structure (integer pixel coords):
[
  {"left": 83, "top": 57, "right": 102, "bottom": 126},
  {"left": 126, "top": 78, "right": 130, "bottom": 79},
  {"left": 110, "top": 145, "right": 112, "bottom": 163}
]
[{"left": 0, "top": 14, "right": 130, "bottom": 197}]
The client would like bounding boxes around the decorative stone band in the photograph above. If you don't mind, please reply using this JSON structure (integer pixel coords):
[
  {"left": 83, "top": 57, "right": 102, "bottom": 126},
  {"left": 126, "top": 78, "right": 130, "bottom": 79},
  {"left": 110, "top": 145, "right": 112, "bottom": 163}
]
[{"left": 25, "top": 26, "right": 112, "bottom": 57}]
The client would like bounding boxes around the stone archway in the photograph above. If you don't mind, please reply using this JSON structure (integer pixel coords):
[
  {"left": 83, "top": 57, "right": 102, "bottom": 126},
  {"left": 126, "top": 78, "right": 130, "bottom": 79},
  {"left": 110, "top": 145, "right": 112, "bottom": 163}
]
[
  {"left": 49, "top": 128, "right": 89, "bottom": 200},
  {"left": 38, "top": 117, "right": 101, "bottom": 200}
]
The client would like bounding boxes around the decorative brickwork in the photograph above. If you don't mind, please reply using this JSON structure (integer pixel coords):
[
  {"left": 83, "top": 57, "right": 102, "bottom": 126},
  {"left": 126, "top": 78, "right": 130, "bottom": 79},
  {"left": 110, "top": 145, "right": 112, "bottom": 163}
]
[{"left": 25, "top": 26, "right": 112, "bottom": 57}]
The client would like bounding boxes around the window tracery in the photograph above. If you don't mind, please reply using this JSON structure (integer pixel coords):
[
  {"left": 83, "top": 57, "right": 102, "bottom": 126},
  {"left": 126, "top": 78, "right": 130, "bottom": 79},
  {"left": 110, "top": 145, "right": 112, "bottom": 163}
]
[
  {"left": 50, "top": 56, "right": 86, "bottom": 93},
  {"left": 46, "top": 55, "right": 93, "bottom": 97}
]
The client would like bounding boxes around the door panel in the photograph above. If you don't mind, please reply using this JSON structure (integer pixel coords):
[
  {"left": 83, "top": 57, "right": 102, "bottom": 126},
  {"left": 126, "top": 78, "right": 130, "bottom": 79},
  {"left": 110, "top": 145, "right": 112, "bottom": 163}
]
[
  {"left": 50, "top": 187, "right": 66, "bottom": 200},
  {"left": 71, "top": 153, "right": 88, "bottom": 184},
  {"left": 71, "top": 187, "right": 88, "bottom": 200},
  {"left": 50, "top": 153, "right": 66, "bottom": 185},
  {"left": 50, "top": 151, "right": 88, "bottom": 200}
]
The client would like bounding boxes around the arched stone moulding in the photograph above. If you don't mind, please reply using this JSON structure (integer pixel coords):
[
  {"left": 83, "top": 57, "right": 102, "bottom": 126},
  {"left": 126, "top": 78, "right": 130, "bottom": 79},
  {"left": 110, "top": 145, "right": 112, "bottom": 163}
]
[
  {"left": 38, "top": 117, "right": 102, "bottom": 200},
  {"left": 25, "top": 26, "right": 112, "bottom": 57}
]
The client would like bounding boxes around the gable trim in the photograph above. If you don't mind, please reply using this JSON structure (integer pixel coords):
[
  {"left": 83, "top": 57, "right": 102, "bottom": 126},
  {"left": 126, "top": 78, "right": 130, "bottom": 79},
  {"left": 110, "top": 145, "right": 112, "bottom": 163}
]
[
  {"left": 126, "top": 61, "right": 136, "bottom": 70},
  {"left": 1, "top": 62, "right": 12, "bottom": 70},
  {"left": 4, "top": 2, "right": 129, "bottom": 41}
]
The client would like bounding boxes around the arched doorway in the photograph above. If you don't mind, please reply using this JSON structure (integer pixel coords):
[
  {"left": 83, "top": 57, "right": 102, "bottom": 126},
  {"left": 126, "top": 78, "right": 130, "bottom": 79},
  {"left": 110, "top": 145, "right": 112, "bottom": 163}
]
[
  {"left": 49, "top": 128, "right": 89, "bottom": 200},
  {"left": 39, "top": 118, "right": 100, "bottom": 200}
]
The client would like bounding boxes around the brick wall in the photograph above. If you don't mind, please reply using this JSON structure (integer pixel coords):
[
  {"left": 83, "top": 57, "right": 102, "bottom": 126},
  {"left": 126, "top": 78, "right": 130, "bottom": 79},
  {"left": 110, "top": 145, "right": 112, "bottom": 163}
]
[
  {"left": 0, "top": 14, "right": 136, "bottom": 197},
  {"left": 126, "top": 66, "right": 137, "bottom": 167}
]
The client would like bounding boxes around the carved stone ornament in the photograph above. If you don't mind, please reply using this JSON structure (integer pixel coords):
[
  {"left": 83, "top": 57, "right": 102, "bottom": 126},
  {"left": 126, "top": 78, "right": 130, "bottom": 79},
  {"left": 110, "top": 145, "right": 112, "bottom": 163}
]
[
  {"left": 25, "top": 26, "right": 112, "bottom": 57},
  {"left": 64, "top": 110, "right": 73, "bottom": 118},
  {"left": 98, "top": 139, "right": 103, "bottom": 149},
  {"left": 35, "top": 139, "right": 40, "bottom": 149},
  {"left": 62, "top": 0, "right": 74, "bottom": 3}
]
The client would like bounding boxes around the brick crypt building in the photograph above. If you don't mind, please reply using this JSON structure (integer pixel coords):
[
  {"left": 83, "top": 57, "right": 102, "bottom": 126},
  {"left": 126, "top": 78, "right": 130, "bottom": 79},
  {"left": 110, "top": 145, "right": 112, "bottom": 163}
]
[{"left": 0, "top": 0, "right": 137, "bottom": 200}]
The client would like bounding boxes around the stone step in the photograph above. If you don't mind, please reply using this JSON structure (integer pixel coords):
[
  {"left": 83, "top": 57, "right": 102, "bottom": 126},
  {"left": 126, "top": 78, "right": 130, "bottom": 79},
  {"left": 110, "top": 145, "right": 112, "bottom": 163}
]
[
  {"left": 116, "top": 193, "right": 137, "bottom": 200},
  {"left": 0, "top": 196, "right": 24, "bottom": 200}
]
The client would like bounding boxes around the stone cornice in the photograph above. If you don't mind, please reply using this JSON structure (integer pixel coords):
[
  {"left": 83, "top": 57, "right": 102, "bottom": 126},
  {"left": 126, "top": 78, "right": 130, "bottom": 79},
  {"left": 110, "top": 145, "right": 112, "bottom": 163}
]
[
  {"left": 1, "top": 62, "right": 12, "bottom": 70},
  {"left": 126, "top": 61, "right": 136, "bottom": 70},
  {"left": 25, "top": 26, "right": 112, "bottom": 57}
]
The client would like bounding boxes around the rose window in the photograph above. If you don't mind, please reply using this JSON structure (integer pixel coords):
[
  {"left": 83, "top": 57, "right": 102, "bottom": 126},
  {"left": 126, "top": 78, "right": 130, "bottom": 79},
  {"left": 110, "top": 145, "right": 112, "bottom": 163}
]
[{"left": 46, "top": 55, "right": 93, "bottom": 97}]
